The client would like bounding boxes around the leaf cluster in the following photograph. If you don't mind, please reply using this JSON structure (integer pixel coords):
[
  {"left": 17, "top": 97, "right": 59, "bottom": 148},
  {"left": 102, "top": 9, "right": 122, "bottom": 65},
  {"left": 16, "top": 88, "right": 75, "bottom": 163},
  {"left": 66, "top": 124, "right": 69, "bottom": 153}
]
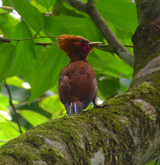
[{"left": 0, "top": 0, "right": 136, "bottom": 148}]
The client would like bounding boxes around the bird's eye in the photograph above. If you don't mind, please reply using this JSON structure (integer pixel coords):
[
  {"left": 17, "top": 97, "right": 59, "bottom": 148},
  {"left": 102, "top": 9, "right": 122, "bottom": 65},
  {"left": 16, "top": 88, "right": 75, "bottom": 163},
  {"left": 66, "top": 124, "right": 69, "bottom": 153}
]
[{"left": 79, "top": 38, "right": 87, "bottom": 44}]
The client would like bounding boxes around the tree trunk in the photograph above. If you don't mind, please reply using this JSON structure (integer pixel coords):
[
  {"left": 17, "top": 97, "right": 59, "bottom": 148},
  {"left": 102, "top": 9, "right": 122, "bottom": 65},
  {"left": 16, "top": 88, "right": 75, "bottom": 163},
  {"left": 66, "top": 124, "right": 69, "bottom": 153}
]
[{"left": 0, "top": 0, "right": 160, "bottom": 165}]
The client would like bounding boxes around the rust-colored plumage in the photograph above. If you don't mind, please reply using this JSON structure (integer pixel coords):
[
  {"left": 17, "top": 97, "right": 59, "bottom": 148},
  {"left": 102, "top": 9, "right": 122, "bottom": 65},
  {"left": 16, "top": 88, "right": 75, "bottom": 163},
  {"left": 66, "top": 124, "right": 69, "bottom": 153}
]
[{"left": 57, "top": 34, "right": 102, "bottom": 115}]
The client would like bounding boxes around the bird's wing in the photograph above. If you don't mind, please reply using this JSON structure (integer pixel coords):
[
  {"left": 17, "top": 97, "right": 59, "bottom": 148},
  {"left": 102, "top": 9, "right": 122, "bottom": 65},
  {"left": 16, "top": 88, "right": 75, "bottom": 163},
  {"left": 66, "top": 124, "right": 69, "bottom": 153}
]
[
  {"left": 59, "top": 70, "right": 97, "bottom": 102},
  {"left": 69, "top": 71, "right": 97, "bottom": 102},
  {"left": 58, "top": 75, "right": 71, "bottom": 104}
]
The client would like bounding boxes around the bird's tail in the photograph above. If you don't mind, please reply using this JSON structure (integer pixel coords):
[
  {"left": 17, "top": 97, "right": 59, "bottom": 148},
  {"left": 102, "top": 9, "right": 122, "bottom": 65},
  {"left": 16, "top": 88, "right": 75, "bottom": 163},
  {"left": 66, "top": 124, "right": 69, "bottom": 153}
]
[{"left": 67, "top": 101, "right": 83, "bottom": 115}]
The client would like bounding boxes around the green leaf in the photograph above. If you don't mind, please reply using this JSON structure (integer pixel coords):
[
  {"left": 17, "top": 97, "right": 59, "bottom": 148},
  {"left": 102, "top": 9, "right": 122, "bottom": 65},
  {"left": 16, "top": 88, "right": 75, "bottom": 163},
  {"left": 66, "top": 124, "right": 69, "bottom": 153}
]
[
  {"left": 0, "top": 43, "right": 16, "bottom": 91},
  {"left": 0, "top": 95, "right": 10, "bottom": 109},
  {"left": 20, "top": 110, "right": 48, "bottom": 126},
  {"left": 6, "top": 76, "right": 24, "bottom": 88},
  {"left": 10, "top": 21, "right": 37, "bottom": 81},
  {"left": 0, "top": 94, "right": 18, "bottom": 110},
  {"left": 106, "top": 22, "right": 133, "bottom": 53},
  {"left": 44, "top": 15, "right": 103, "bottom": 41},
  {"left": 97, "top": 74, "right": 119, "bottom": 100},
  {"left": 88, "top": 49, "right": 133, "bottom": 79},
  {"left": 39, "top": 95, "right": 66, "bottom": 116},
  {"left": 31, "top": 0, "right": 48, "bottom": 13},
  {"left": 147, "top": 160, "right": 160, "bottom": 165},
  {"left": 0, "top": 13, "right": 19, "bottom": 38},
  {"left": 6, "top": 0, "right": 44, "bottom": 32},
  {"left": 35, "top": 0, "right": 54, "bottom": 9},
  {"left": 0, "top": 110, "right": 11, "bottom": 122},
  {"left": 97, "top": 0, "right": 138, "bottom": 33},
  {"left": 50, "top": 82, "right": 59, "bottom": 95},
  {"left": 88, "top": 56, "right": 132, "bottom": 79},
  {"left": 0, "top": 121, "right": 25, "bottom": 146},
  {"left": 29, "top": 44, "right": 69, "bottom": 103},
  {"left": 57, "top": 3, "right": 87, "bottom": 18}
]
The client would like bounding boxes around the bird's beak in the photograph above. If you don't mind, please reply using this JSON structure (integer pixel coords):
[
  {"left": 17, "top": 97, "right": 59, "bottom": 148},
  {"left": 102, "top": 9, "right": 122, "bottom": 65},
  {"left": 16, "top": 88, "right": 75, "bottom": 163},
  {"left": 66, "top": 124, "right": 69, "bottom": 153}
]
[{"left": 88, "top": 42, "right": 102, "bottom": 47}]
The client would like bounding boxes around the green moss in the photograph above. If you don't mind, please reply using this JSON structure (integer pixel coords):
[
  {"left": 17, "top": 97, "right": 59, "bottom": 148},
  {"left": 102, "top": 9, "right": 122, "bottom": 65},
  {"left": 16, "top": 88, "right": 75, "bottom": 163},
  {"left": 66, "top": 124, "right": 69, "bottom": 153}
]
[
  {"left": 135, "top": 81, "right": 155, "bottom": 94},
  {"left": 28, "top": 117, "right": 92, "bottom": 165},
  {"left": 78, "top": 108, "right": 132, "bottom": 163},
  {"left": 2, "top": 146, "right": 35, "bottom": 164},
  {"left": 26, "top": 133, "right": 44, "bottom": 147},
  {"left": 0, "top": 78, "right": 158, "bottom": 164},
  {"left": 36, "top": 90, "right": 156, "bottom": 164},
  {"left": 85, "top": 81, "right": 158, "bottom": 163},
  {"left": 41, "top": 147, "right": 68, "bottom": 165},
  {"left": 107, "top": 92, "right": 135, "bottom": 105},
  {"left": 134, "top": 80, "right": 160, "bottom": 123}
]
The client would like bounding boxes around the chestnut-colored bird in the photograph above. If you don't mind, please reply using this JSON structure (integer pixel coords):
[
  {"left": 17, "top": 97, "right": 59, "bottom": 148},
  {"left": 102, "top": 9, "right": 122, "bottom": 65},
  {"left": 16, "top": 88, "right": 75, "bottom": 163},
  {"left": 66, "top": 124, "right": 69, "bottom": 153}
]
[{"left": 57, "top": 34, "right": 104, "bottom": 115}]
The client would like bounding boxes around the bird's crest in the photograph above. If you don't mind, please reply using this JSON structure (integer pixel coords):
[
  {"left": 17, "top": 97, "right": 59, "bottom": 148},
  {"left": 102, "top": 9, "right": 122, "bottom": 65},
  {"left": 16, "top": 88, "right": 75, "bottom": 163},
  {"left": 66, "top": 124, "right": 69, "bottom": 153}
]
[{"left": 57, "top": 34, "right": 92, "bottom": 61}]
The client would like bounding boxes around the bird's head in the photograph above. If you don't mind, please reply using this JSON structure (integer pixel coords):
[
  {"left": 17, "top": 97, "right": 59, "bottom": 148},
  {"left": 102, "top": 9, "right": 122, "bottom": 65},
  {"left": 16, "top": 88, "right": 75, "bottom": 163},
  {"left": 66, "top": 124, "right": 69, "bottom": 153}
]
[{"left": 57, "top": 34, "right": 102, "bottom": 61}]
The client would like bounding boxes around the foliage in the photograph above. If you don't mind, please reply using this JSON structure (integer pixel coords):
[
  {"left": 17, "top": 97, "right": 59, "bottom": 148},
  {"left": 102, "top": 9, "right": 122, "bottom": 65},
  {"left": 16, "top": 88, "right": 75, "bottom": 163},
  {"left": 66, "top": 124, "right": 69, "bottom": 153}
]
[
  {"left": 1, "top": 0, "right": 157, "bottom": 164},
  {"left": 0, "top": 0, "right": 135, "bottom": 143}
]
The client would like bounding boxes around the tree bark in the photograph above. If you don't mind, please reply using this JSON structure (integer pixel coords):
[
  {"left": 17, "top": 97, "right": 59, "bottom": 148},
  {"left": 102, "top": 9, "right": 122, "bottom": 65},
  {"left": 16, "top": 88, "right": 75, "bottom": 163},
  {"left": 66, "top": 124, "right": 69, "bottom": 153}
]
[{"left": 1, "top": 0, "right": 160, "bottom": 165}]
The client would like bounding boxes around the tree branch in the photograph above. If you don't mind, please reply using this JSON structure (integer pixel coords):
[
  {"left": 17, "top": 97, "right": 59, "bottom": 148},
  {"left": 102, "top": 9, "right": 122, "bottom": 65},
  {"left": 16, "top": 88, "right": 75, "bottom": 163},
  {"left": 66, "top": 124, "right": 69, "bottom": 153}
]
[
  {"left": 0, "top": 36, "right": 56, "bottom": 47},
  {"left": 97, "top": 44, "right": 133, "bottom": 48},
  {"left": 86, "top": 0, "right": 135, "bottom": 66},
  {"left": 8, "top": 97, "right": 46, "bottom": 110},
  {"left": 34, "top": 42, "right": 52, "bottom": 46},
  {"left": 155, "top": 159, "right": 159, "bottom": 165},
  {"left": 0, "top": 6, "right": 14, "bottom": 10},
  {"left": 62, "top": 0, "right": 86, "bottom": 12},
  {"left": 5, "top": 84, "right": 23, "bottom": 134},
  {"left": 61, "top": 0, "right": 134, "bottom": 67},
  {"left": 0, "top": 83, "right": 159, "bottom": 164},
  {"left": 0, "top": 36, "right": 56, "bottom": 42}
]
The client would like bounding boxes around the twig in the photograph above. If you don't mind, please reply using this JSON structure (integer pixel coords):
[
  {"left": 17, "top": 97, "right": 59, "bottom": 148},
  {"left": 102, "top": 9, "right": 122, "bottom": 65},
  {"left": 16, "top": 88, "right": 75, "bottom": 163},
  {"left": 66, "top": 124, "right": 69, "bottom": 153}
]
[
  {"left": 94, "top": 46, "right": 114, "bottom": 52},
  {"left": 8, "top": 97, "right": 46, "bottom": 110},
  {"left": 0, "top": 38, "right": 10, "bottom": 43},
  {"left": 52, "top": 1, "right": 63, "bottom": 15},
  {"left": 0, "top": 36, "right": 56, "bottom": 42},
  {"left": 0, "top": 6, "right": 14, "bottom": 10},
  {"left": 97, "top": 44, "right": 133, "bottom": 48},
  {"left": 0, "top": 113, "right": 22, "bottom": 133},
  {"left": 61, "top": 0, "right": 86, "bottom": 12},
  {"left": 5, "top": 84, "right": 23, "bottom": 134},
  {"left": 35, "top": 42, "right": 53, "bottom": 46},
  {"left": 155, "top": 159, "right": 159, "bottom": 165},
  {"left": 0, "top": 36, "right": 56, "bottom": 47},
  {"left": 123, "top": 45, "right": 133, "bottom": 48}
]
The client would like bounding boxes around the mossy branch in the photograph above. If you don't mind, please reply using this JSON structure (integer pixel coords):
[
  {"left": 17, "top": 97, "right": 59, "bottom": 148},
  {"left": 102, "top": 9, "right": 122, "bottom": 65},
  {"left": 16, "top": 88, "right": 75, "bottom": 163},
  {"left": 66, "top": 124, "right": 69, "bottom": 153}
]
[
  {"left": 0, "top": 82, "right": 159, "bottom": 164},
  {"left": 5, "top": 84, "right": 23, "bottom": 134}
]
